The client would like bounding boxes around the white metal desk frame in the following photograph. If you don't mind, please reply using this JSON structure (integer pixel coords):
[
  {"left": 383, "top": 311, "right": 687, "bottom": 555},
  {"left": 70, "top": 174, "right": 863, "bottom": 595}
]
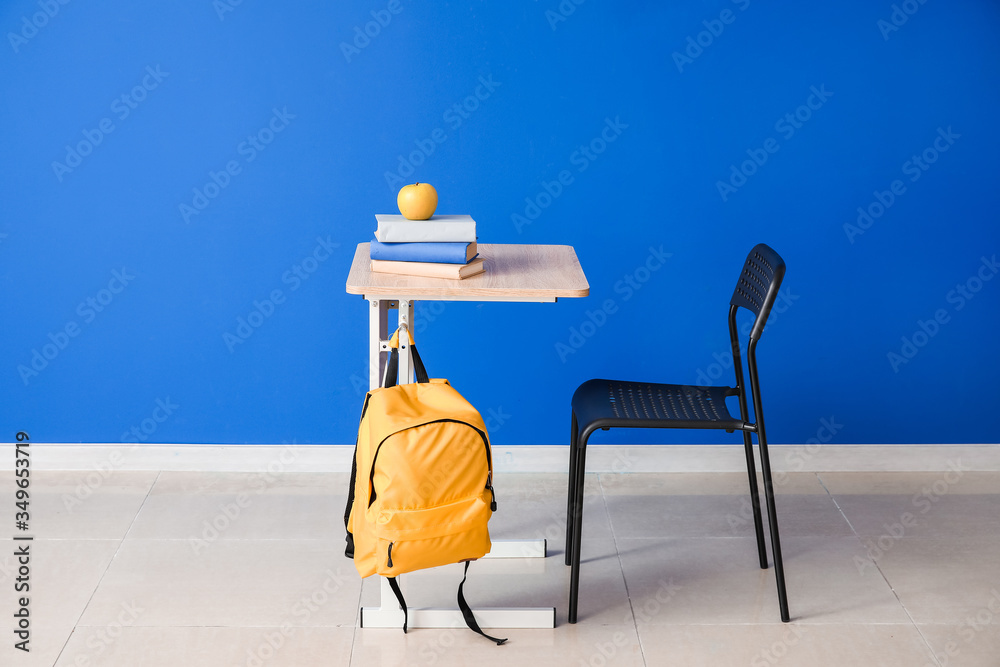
[{"left": 361, "top": 295, "right": 555, "bottom": 630}]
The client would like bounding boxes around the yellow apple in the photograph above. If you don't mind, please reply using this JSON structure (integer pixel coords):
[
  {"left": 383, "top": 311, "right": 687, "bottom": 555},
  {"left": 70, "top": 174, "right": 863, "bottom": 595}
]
[{"left": 397, "top": 182, "right": 438, "bottom": 220}]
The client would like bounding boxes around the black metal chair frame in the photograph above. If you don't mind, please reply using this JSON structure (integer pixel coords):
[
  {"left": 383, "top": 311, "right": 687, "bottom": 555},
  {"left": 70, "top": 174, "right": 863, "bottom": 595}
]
[{"left": 564, "top": 244, "right": 790, "bottom": 623}]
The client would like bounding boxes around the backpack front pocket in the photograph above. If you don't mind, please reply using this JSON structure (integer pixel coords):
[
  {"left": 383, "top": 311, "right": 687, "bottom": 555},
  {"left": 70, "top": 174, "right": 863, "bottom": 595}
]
[{"left": 372, "top": 492, "right": 492, "bottom": 576}]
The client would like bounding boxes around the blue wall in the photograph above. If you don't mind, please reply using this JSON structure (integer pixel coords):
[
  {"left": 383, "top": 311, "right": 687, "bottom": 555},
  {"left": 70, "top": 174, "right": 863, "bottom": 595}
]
[{"left": 3, "top": 0, "right": 998, "bottom": 445}]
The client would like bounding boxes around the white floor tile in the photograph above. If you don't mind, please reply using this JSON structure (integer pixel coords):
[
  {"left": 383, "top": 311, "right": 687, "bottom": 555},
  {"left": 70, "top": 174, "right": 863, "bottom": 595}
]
[
  {"left": 55, "top": 626, "right": 356, "bottom": 667},
  {"left": 614, "top": 536, "right": 910, "bottom": 625},
  {"left": 5, "top": 469, "right": 997, "bottom": 666},
  {"left": 0, "top": 539, "right": 121, "bottom": 667},
  {"left": 351, "top": 623, "right": 644, "bottom": 666},
  {"left": 489, "top": 471, "right": 613, "bottom": 544},
  {"left": 919, "top": 621, "right": 1000, "bottom": 667},
  {"left": 637, "top": 623, "right": 937, "bottom": 667},
  {"left": 872, "top": 538, "right": 1000, "bottom": 624},
  {"left": 77, "top": 539, "right": 361, "bottom": 628},
  {"left": 0, "top": 470, "right": 157, "bottom": 540},
  {"left": 127, "top": 472, "right": 348, "bottom": 540}
]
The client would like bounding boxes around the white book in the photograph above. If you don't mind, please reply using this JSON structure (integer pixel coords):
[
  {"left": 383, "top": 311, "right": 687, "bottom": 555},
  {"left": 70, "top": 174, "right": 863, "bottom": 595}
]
[{"left": 375, "top": 214, "right": 477, "bottom": 243}]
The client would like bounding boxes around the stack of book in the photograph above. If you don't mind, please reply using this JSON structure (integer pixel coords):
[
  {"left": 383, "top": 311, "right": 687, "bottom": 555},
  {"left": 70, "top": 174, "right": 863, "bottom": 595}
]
[{"left": 369, "top": 214, "right": 484, "bottom": 279}]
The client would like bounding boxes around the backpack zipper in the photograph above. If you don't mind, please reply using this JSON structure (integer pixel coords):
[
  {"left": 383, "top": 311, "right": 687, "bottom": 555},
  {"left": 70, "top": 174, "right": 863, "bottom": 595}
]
[
  {"left": 368, "top": 419, "right": 495, "bottom": 509},
  {"left": 486, "top": 473, "right": 497, "bottom": 512},
  {"left": 387, "top": 541, "right": 394, "bottom": 568}
]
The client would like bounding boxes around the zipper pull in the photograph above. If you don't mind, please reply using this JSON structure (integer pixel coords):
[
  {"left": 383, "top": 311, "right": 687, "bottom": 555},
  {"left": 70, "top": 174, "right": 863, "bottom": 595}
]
[
  {"left": 488, "top": 484, "right": 497, "bottom": 512},
  {"left": 387, "top": 542, "right": 394, "bottom": 568}
]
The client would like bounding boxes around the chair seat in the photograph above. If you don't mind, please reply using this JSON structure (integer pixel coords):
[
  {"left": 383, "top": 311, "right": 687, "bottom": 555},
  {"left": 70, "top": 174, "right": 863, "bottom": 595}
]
[{"left": 571, "top": 378, "right": 744, "bottom": 432}]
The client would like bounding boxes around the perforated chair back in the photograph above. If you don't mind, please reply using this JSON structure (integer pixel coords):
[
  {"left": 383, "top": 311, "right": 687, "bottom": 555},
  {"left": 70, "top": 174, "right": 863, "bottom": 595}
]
[{"left": 730, "top": 244, "right": 786, "bottom": 341}]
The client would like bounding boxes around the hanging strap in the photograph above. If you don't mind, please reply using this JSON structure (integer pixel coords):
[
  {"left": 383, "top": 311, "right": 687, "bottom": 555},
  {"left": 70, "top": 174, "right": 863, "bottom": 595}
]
[
  {"left": 458, "top": 561, "right": 508, "bottom": 645},
  {"left": 383, "top": 326, "right": 430, "bottom": 388},
  {"left": 386, "top": 567, "right": 507, "bottom": 645},
  {"left": 387, "top": 577, "right": 408, "bottom": 633}
]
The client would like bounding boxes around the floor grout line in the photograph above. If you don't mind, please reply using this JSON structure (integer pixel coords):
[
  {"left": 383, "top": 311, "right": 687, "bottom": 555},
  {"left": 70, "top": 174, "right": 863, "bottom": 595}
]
[
  {"left": 814, "top": 472, "right": 944, "bottom": 667},
  {"left": 598, "top": 472, "right": 648, "bottom": 667},
  {"left": 51, "top": 470, "right": 162, "bottom": 666},
  {"left": 863, "top": 559, "right": 944, "bottom": 667},
  {"left": 347, "top": 566, "right": 364, "bottom": 667},
  {"left": 814, "top": 472, "right": 861, "bottom": 538}
]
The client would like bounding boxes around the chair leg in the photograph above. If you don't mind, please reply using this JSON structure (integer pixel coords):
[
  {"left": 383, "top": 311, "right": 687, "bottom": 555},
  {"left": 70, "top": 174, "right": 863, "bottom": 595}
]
[
  {"left": 565, "top": 412, "right": 579, "bottom": 566},
  {"left": 741, "top": 430, "right": 768, "bottom": 569},
  {"left": 757, "top": 434, "right": 790, "bottom": 622},
  {"left": 568, "top": 430, "right": 590, "bottom": 624}
]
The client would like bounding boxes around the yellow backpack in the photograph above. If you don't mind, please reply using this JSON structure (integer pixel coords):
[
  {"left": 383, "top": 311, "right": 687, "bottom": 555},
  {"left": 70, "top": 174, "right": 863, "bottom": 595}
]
[{"left": 344, "top": 327, "right": 506, "bottom": 644}]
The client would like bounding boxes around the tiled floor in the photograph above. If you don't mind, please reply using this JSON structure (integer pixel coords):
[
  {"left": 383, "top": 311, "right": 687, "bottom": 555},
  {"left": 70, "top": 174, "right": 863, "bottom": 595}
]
[{"left": 1, "top": 468, "right": 998, "bottom": 666}]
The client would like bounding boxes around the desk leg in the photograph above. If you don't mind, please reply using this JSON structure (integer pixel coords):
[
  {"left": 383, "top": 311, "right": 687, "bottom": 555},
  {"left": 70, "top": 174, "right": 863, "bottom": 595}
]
[
  {"left": 368, "top": 299, "right": 388, "bottom": 389},
  {"left": 369, "top": 299, "right": 414, "bottom": 386},
  {"left": 361, "top": 297, "right": 555, "bottom": 629},
  {"left": 398, "top": 299, "right": 413, "bottom": 384}
]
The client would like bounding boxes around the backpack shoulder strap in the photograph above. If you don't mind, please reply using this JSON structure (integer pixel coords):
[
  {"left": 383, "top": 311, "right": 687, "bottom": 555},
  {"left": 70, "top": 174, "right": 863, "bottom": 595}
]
[
  {"left": 343, "top": 449, "right": 357, "bottom": 558},
  {"left": 457, "top": 562, "right": 508, "bottom": 645},
  {"left": 388, "top": 576, "right": 408, "bottom": 633},
  {"left": 345, "top": 393, "right": 374, "bottom": 559},
  {"left": 385, "top": 567, "right": 507, "bottom": 645}
]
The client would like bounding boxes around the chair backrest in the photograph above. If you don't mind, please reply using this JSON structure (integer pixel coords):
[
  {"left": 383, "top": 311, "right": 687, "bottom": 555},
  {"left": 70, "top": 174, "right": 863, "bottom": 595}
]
[{"left": 729, "top": 244, "right": 786, "bottom": 342}]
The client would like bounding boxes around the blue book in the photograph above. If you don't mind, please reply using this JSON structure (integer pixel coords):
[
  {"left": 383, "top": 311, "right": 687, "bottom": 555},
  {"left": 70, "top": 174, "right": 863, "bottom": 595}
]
[{"left": 369, "top": 238, "right": 478, "bottom": 264}]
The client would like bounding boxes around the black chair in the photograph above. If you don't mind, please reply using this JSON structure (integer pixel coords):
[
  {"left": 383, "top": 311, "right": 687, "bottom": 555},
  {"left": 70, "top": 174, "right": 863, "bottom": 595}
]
[{"left": 565, "top": 243, "right": 790, "bottom": 623}]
